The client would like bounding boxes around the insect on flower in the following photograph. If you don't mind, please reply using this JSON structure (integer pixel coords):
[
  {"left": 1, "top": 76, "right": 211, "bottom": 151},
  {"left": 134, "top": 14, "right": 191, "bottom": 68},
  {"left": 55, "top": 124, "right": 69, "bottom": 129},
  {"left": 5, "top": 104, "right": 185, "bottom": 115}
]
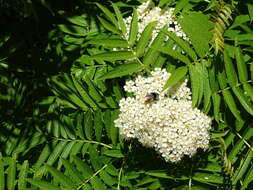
[{"left": 143, "top": 92, "right": 159, "bottom": 104}]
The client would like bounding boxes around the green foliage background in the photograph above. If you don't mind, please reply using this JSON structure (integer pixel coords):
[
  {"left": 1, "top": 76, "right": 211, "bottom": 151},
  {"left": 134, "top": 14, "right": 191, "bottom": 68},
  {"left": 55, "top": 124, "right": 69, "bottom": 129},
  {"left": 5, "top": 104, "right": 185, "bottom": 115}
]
[{"left": 0, "top": 0, "right": 253, "bottom": 189}]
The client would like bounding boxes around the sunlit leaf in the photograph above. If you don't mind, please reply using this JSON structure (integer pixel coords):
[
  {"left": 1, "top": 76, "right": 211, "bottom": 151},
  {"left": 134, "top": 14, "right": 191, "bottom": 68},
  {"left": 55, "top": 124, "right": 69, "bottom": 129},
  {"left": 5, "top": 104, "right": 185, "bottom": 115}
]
[
  {"left": 129, "top": 8, "right": 138, "bottom": 46},
  {"left": 90, "top": 51, "right": 135, "bottom": 61},
  {"left": 163, "top": 66, "right": 188, "bottom": 90},
  {"left": 96, "top": 3, "right": 118, "bottom": 28},
  {"left": 180, "top": 12, "right": 213, "bottom": 57},
  {"left": 235, "top": 47, "right": 248, "bottom": 82},
  {"left": 98, "top": 17, "right": 120, "bottom": 34},
  {"left": 98, "top": 62, "right": 142, "bottom": 80},
  {"left": 164, "top": 30, "right": 197, "bottom": 61},
  {"left": 112, "top": 3, "right": 127, "bottom": 34},
  {"left": 136, "top": 21, "right": 157, "bottom": 57}
]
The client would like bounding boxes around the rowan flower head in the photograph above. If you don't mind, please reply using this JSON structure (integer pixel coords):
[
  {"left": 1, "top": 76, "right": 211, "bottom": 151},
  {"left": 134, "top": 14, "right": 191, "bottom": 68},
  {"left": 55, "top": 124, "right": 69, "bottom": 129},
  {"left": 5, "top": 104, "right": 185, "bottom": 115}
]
[
  {"left": 124, "top": 1, "right": 188, "bottom": 42},
  {"left": 114, "top": 68, "right": 212, "bottom": 163}
]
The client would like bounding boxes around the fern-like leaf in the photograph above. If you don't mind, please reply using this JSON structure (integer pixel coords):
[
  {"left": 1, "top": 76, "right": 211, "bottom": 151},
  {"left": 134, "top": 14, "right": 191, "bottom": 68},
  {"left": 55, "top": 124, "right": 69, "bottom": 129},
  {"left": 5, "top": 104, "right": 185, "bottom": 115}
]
[{"left": 210, "top": 3, "right": 234, "bottom": 54}]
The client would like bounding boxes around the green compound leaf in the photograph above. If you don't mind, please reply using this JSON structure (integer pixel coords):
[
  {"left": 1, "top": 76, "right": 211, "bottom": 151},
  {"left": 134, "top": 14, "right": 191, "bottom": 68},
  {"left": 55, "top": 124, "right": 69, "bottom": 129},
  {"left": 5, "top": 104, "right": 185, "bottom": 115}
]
[
  {"left": 224, "top": 48, "right": 253, "bottom": 115},
  {"left": 230, "top": 15, "right": 250, "bottom": 29},
  {"left": 224, "top": 120, "right": 244, "bottom": 148},
  {"left": 179, "top": 12, "right": 213, "bottom": 58},
  {"left": 90, "top": 51, "right": 135, "bottom": 61},
  {"left": 27, "top": 179, "right": 62, "bottom": 190},
  {"left": 99, "top": 170, "right": 116, "bottom": 186},
  {"left": 232, "top": 87, "right": 253, "bottom": 116},
  {"left": 110, "top": 110, "right": 119, "bottom": 145},
  {"left": 163, "top": 66, "right": 188, "bottom": 90},
  {"left": 46, "top": 165, "right": 78, "bottom": 190},
  {"left": 145, "top": 171, "right": 188, "bottom": 180},
  {"left": 211, "top": 130, "right": 229, "bottom": 139},
  {"left": 143, "top": 26, "right": 167, "bottom": 67},
  {"left": 90, "top": 176, "right": 106, "bottom": 190},
  {"left": 192, "top": 172, "right": 223, "bottom": 184},
  {"left": 58, "top": 142, "right": 76, "bottom": 167},
  {"left": 102, "top": 149, "right": 124, "bottom": 158},
  {"left": 129, "top": 8, "right": 138, "bottom": 46},
  {"left": 235, "top": 47, "right": 248, "bottom": 82},
  {"left": 212, "top": 93, "right": 221, "bottom": 122},
  {"left": 136, "top": 21, "right": 158, "bottom": 57},
  {"left": 58, "top": 24, "right": 88, "bottom": 36},
  {"left": 18, "top": 160, "right": 29, "bottom": 190},
  {"left": 232, "top": 149, "right": 253, "bottom": 186},
  {"left": 94, "top": 111, "right": 103, "bottom": 141},
  {"left": 173, "top": 0, "right": 191, "bottom": 15},
  {"left": 66, "top": 15, "right": 88, "bottom": 27},
  {"left": 217, "top": 70, "right": 242, "bottom": 121},
  {"left": 189, "top": 63, "right": 204, "bottom": 107},
  {"left": 112, "top": 3, "right": 127, "bottom": 35},
  {"left": 34, "top": 145, "right": 51, "bottom": 171},
  {"left": 7, "top": 158, "right": 16, "bottom": 190},
  {"left": 159, "top": 46, "right": 191, "bottom": 65},
  {"left": 96, "top": 3, "right": 118, "bottom": 28},
  {"left": 228, "top": 127, "right": 253, "bottom": 164},
  {"left": 98, "top": 17, "right": 120, "bottom": 34},
  {"left": 71, "top": 75, "right": 98, "bottom": 109},
  {"left": 84, "top": 76, "right": 108, "bottom": 108},
  {"left": 247, "top": 3, "right": 253, "bottom": 21},
  {"left": 163, "top": 30, "right": 197, "bottom": 61},
  {"left": 50, "top": 76, "right": 88, "bottom": 110},
  {"left": 241, "top": 166, "right": 253, "bottom": 190},
  {"left": 103, "top": 110, "right": 112, "bottom": 142},
  {"left": 243, "top": 83, "right": 253, "bottom": 102},
  {"left": 60, "top": 158, "right": 83, "bottom": 185},
  {"left": 84, "top": 110, "right": 93, "bottom": 140},
  {"left": 224, "top": 49, "right": 238, "bottom": 87},
  {"left": 222, "top": 89, "right": 242, "bottom": 121},
  {"left": 98, "top": 62, "right": 143, "bottom": 80},
  {"left": 72, "top": 156, "right": 93, "bottom": 179},
  {"left": 87, "top": 39, "right": 129, "bottom": 48},
  {"left": 0, "top": 158, "right": 4, "bottom": 190},
  {"left": 202, "top": 64, "right": 212, "bottom": 113},
  {"left": 209, "top": 64, "right": 220, "bottom": 92},
  {"left": 46, "top": 141, "right": 67, "bottom": 166}
]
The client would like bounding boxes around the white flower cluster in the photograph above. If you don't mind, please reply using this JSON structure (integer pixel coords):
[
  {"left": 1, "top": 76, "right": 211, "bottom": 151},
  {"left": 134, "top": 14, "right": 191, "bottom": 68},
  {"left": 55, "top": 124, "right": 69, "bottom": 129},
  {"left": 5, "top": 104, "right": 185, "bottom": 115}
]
[
  {"left": 114, "top": 68, "right": 212, "bottom": 163},
  {"left": 124, "top": 1, "right": 188, "bottom": 42}
]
